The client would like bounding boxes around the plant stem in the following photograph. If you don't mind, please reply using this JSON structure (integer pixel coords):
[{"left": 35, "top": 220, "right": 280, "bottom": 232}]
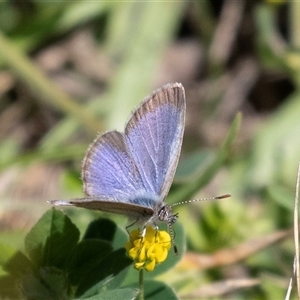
[{"left": 138, "top": 268, "right": 144, "bottom": 300}]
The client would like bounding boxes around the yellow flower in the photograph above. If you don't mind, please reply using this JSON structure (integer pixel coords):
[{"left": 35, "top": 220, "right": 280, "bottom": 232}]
[{"left": 125, "top": 226, "right": 172, "bottom": 272}]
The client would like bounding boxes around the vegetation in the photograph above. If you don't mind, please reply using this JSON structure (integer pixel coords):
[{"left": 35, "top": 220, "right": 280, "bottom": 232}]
[{"left": 0, "top": 1, "right": 299, "bottom": 299}]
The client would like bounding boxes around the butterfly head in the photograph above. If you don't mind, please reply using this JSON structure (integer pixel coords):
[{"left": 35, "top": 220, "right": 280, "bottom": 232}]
[
  {"left": 158, "top": 204, "right": 178, "bottom": 225},
  {"left": 157, "top": 204, "right": 179, "bottom": 255}
]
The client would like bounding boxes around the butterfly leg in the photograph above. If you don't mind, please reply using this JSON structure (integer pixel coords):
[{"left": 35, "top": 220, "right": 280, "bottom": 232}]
[
  {"left": 125, "top": 219, "right": 147, "bottom": 249},
  {"left": 125, "top": 218, "right": 139, "bottom": 236},
  {"left": 152, "top": 223, "right": 160, "bottom": 243}
]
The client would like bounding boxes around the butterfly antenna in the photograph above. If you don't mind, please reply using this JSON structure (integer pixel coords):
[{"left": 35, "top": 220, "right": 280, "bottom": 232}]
[
  {"left": 170, "top": 193, "right": 231, "bottom": 207},
  {"left": 168, "top": 222, "right": 178, "bottom": 256}
]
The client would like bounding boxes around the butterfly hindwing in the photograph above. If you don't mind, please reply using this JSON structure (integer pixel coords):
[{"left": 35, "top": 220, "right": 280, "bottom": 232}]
[
  {"left": 82, "top": 130, "right": 145, "bottom": 200},
  {"left": 51, "top": 197, "right": 154, "bottom": 220}
]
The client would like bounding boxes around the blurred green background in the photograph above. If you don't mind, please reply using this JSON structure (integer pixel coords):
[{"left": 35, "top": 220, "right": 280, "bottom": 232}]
[{"left": 0, "top": 0, "right": 299, "bottom": 299}]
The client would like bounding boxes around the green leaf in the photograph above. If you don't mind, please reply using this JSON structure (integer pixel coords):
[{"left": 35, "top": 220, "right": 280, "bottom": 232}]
[
  {"left": 79, "top": 287, "right": 138, "bottom": 300},
  {"left": 25, "top": 209, "right": 80, "bottom": 269},
  {"left": 67, "top": 239, "right": 112, "bottom": 285},
  {"left": 144, "top": 280, "right": 179, "bottom": 300},
  {"left": 78, "top": 268, "right": 130, "bottom": 300},
  {"left": 0, "top": 245, "right": 33, "bottom": 298},
  {"left": 3, "top": 250, "right": 34, "bottom": 277},
  {"left": 83, "top": 218, "right": 128, "bottom": 251},
  {"left": 75, "top": 248, "right": 131, "bottom": 297},
  {"left": 21, "top": 266, "right": 69, "bottom": 300}
]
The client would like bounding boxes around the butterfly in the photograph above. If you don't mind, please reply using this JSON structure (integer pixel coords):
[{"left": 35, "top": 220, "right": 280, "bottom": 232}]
[{"left": 50, "top": 83, "right": 230, "bottom": 253}]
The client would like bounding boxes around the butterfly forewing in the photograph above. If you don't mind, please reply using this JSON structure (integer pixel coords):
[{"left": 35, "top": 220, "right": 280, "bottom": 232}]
[{"left": 125, "top": 83, "right": 185, "bottom": 200}]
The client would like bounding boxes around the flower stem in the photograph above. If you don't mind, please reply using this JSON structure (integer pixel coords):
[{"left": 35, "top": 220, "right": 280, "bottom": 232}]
[{"left": 138, "top": 268, "right": 144, "bottom": 300}]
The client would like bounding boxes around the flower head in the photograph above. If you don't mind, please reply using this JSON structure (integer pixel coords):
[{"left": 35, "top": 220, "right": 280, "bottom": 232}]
[{"left": 125, "top": 226, "right": 172, "bottom": 272}]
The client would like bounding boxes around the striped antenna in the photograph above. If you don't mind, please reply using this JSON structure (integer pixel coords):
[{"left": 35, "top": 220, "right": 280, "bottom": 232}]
[
  {"left": 170, "top": 193, "right": 231, "bottom": 208},
  {"left": 167, "top": 220, "right": 178, "bottom": 255}
]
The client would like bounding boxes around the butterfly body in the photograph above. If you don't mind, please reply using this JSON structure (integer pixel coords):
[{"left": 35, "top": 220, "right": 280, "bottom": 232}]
[{"left": 51, "top": 83, "right": 185, "bottom": 231}]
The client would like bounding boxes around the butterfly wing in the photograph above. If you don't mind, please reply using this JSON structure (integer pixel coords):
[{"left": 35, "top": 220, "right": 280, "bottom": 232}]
[
  {"left": 52, "top": 83, "right": 185, "bottom": 219},
  {"left": 50, "top": 197, "right": 154, "bottom": 220},
  {"left": 125, "top": 82, "right": 185, "bottom": 201},
  {"left": 52, "top": 130, "right": 157, "bottom": 218},
  {"left": 82, "top": 131, "right": 143, "bottom": 198}
]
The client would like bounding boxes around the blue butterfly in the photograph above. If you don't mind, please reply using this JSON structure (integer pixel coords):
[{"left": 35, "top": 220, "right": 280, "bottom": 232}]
[{"left": 50, "top": 83, "right": 229, "bottom": 252}]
